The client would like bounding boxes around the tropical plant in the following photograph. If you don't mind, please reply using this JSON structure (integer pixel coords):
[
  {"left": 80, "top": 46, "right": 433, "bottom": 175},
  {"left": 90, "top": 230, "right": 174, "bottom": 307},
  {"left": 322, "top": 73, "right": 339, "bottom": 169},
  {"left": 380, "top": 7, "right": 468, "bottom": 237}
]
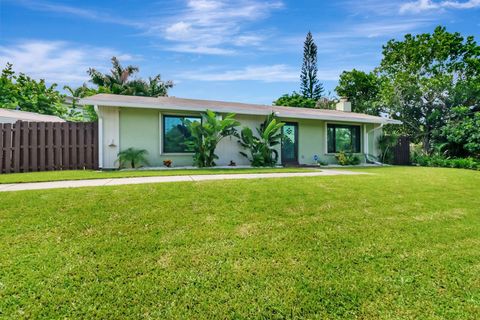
[
  {"left": 238, "top": 113, "right": 285, "bottom": 167},
  {"left": 87, "top": 57, "right": 174, "bottom": 97},
  {"left": 63, "top": 84, "right": 100, "bottom": 121},
  {"left": 117, "top": 148, "right": 149, "bottom": 168},
  {"left": 186, "top": 110, "right": 240, "bottom": 167}
]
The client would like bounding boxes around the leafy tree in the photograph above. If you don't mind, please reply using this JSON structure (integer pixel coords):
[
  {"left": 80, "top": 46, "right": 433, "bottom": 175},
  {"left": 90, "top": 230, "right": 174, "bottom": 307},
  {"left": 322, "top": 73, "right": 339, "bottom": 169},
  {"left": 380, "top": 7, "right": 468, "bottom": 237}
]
[
  {"left": 87, "top": 57, "right": 174, "bottom": 97},
  {"left": 186, "top": 110, "right": 240, "bottom": 167},
  {"left": 117, "top": 148, "right": 149, "bottom": 168},
  {"left": 0, "top": 63, "right": 67, "bottom": 117},
  {"left": 238, "top": 113, "right": 284, "bottom": 167},
  {"left": 439, "top": 106, "right": 480, "bottom": 158},
  {"left": 301, "top": 31, "right": 324, "bottom": 100},
  {"left": 377, "top": 26, "right": 480, "bottom": 152},
  {"left": 336, "top": 69, "right": 382, "bottom": 115},
  {"left": 273, "top": 92, "right": 316, "bottom": 108}
]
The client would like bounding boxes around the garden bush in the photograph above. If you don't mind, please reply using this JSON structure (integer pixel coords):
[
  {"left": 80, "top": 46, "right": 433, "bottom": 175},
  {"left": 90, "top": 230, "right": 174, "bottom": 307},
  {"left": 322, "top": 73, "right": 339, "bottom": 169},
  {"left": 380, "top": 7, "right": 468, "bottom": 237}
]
[
  {"left": 412, "top": 154, "right": 479, "bottom": 170},
  {"left": 335, "top": 152, "right": 361, "bottom": 166}
]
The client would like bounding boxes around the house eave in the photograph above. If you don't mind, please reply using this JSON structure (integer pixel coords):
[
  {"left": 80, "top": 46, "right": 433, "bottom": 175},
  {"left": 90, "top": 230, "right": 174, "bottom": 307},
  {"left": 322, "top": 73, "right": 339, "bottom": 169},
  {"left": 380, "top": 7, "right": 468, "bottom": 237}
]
[{"left": 79, "top": 95, "right": 401, "bottom": 125}]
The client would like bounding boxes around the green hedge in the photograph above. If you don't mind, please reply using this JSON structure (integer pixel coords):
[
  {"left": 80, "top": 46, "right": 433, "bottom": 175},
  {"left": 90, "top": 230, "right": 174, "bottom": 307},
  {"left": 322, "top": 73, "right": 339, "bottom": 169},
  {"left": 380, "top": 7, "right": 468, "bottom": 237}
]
[{"left": 412, "top": 155, "right": 480, "bottom": 170}]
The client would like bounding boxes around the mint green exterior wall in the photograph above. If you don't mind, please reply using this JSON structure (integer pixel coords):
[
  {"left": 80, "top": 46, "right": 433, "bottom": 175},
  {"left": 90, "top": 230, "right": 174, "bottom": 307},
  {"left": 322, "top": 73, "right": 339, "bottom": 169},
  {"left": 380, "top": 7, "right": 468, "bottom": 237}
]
[
  {"left": 114, "top": 106, "right": 382, "bottom": 168},
  {"left": 119, "top": 108, "right": 198, "bottom": 166}
]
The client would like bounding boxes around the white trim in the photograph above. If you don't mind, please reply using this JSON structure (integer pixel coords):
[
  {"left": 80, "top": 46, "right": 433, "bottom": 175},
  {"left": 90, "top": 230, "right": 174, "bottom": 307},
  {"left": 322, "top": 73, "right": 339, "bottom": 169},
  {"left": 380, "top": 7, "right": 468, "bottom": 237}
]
[
  {"left": 324, "top": 122, "right": 328, "bottom": 154},
  {"left": 364, "top": 124, "right": 368, "bottom": 155},
  {"left": 95, "top": 105, "right": 104, "bottom": 168},
  {"left": 158, "top": 112, "right": 163, "bottom": 155}
]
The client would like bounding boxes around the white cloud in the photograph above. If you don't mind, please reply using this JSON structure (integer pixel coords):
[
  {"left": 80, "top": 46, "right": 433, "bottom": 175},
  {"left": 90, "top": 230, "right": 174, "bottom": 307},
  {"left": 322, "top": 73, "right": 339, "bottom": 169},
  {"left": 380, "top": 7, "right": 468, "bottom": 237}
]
[
  {"left": 11, "top": 0, "right": 283, "bottom": 55},
  {"left": 179, "top": 65, "right": 345, "bottom": 82},
  {"left": 179, "top": 65, "right": 297, "bottom": 82},
  {"left": 156, "top": 0, "right": 284, "bottom": 54},
  {"left": 400, "top": 0, "right": 480, "bottom": 13},
  {"left": 0, "top": 40, "right": 136, "bottom": 85}
]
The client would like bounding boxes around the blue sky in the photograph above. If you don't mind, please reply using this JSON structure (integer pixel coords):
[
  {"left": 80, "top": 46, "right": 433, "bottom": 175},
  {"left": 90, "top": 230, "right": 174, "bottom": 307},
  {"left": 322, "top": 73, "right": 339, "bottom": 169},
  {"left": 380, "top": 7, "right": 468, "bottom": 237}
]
[{"left": 1, "top": 0, "right": 479, "bottom": 104}]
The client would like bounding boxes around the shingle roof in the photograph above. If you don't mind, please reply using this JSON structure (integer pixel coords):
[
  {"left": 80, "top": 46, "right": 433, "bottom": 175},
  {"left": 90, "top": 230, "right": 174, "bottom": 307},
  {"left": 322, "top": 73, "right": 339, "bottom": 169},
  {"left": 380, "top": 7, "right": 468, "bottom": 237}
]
[
  {"left": 0, "top": 108, "right": 66, "bottom": 122},
  {"left": 79, "top": 93, "right": 401, "bottom": 125}
]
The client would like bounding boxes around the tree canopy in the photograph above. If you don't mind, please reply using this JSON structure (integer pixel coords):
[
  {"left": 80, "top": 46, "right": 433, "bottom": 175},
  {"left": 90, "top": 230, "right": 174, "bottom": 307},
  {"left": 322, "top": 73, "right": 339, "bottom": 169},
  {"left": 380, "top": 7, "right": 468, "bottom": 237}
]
[
  {"left": 336, "top": 26, "right": 480, "bottom": 154},
  {"left": 0, "top": 63, "right": 67, "bottom": 117}
]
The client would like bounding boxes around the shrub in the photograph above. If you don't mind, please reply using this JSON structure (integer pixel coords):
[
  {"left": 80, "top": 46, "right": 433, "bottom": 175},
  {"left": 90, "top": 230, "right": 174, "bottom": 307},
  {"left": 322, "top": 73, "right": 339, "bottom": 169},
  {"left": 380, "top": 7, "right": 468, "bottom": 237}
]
[
  {"left": 335, "top": 151, "right": 361, "bottom": 166},
  {"left": 412, "top": 154, "right": 480, "bottom": 170}
]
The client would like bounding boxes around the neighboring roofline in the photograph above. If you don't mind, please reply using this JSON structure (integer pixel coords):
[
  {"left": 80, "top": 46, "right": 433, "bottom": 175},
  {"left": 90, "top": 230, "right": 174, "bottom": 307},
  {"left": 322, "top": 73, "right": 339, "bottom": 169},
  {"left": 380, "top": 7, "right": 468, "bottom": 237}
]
[
  {"left": 79, "top": 94, "right": 402, "bottom": 125},
  {"left": 0, "top": 108, "right": 66, "bottom": 122}
]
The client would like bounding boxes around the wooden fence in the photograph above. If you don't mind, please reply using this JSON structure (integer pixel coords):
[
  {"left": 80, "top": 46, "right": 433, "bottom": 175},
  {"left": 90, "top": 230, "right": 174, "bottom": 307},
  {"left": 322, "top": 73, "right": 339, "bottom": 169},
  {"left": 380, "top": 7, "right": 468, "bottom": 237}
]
[
  {"left": 393, "top": 136, "right": 410, "bottom": 165},
  {"left": 0, "top": 121, "right": 98, "bottom": 174}
]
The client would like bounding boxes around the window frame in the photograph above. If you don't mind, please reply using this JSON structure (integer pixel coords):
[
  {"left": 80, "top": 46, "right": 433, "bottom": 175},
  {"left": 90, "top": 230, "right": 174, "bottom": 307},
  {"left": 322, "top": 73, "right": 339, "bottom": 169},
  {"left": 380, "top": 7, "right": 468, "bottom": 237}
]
[
  {"left": 326, "top": 123, "right": 362, "bottom": 154},
  {"left": 161, "top": 114, "right": 202, "bottom": 154}
]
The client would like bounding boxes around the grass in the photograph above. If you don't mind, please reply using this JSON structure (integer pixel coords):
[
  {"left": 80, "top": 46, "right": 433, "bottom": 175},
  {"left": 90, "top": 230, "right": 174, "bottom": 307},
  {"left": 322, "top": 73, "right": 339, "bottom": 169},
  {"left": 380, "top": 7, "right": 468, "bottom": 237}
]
[
  {"left": 0, "top": 167, "right": 316, "bottom": 184},
  {"left": 0, "top": 166, "right": 479, "bottom": 319}
]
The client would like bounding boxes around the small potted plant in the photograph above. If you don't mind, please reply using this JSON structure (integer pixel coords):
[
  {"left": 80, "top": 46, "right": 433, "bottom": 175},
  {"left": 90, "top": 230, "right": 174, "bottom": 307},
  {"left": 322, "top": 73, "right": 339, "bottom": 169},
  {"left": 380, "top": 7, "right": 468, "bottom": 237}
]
[{"left": 163, "top": 159, "right": 173, "bottom": 168}]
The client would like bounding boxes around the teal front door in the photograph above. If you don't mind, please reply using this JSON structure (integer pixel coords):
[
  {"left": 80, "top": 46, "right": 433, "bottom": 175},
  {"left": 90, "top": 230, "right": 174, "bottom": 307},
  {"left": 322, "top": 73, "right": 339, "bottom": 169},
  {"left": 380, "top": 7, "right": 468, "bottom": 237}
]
[{"left": 281, "top": 122, "right": 298, "bottom": 165}]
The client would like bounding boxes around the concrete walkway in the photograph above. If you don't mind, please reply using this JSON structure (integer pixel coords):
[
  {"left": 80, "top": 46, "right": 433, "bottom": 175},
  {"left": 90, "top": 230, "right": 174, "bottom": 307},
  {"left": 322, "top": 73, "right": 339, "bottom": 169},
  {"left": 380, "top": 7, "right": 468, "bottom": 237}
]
[{"left": 0, "top": 169, "right": 368, "bottom": 192}]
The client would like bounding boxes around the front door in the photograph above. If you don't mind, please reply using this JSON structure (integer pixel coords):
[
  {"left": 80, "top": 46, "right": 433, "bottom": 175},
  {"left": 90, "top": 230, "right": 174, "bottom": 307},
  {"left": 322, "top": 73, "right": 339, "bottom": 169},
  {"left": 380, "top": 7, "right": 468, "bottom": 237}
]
[{"left": 281, "top": 122, "right": 298, "bottom": 165}]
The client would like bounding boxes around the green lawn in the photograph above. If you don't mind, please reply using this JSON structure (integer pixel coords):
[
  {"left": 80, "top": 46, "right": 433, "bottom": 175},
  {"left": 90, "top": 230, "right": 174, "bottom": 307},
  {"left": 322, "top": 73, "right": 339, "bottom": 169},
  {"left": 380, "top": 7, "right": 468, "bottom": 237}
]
[
  {"left": 1, "top": 167, "right": 479, "bottom": 319},
  {"left": 0, "top": 167, "right": 316, "bottom": 184}
]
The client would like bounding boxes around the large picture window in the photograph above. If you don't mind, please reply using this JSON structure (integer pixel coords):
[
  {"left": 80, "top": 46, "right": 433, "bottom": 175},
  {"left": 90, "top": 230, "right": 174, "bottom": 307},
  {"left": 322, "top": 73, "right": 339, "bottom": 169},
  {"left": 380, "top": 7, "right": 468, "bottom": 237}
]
[
  {"left": 327, "top": 124, "right": 361, "bottom": 153},
  {"left": 163, "top": 115, "right": 201, "bottom": 153}
]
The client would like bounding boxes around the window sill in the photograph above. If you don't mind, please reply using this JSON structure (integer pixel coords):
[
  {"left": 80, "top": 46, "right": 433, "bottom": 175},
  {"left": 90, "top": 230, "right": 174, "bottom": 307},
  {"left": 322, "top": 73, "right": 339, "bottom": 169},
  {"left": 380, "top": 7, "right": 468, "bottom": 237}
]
[{"left": 160, "top": 153, "right": 195, "bottom": 156}]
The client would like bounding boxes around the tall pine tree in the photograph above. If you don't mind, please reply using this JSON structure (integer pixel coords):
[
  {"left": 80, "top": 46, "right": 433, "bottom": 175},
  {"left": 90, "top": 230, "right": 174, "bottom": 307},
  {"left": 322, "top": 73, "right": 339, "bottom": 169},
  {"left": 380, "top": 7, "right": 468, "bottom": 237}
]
[{"left": 300, "top": 32, "right": 323, "bottom": 100}]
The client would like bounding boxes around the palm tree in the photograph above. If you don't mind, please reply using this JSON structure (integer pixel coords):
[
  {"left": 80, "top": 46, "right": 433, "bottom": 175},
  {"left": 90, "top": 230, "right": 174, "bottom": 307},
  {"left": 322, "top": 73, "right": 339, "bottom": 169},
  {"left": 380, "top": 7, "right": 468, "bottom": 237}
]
[
  {"left": 87, "top": 57, "right": 139, "bottom": 93},
  {"left": 117, "top": 148, "right": 149, "bottom": 168},
  {"left": 87, "top": 57, "right": 174, "bottom": 97}
]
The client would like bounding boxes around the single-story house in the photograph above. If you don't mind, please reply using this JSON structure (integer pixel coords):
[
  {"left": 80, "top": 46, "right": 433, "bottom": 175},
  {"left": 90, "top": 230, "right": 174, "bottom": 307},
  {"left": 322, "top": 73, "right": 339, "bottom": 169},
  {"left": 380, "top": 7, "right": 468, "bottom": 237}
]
[
  {"left": 79, "top": 94, "right": 401, "bottom": 169},
  {"left": 0, "top": 108, "right": 66, "bottom": 123}
]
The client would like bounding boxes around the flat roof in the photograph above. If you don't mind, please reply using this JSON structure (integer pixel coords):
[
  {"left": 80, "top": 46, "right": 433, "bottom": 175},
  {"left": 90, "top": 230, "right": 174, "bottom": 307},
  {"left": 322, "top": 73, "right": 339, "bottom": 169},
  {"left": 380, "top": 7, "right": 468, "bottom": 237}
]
[
  {"left": 79, "top": 93, "right": 401, "bottom": 125},
  {"left": 0, "top": 108, "right": 66, "bottom": 122}
]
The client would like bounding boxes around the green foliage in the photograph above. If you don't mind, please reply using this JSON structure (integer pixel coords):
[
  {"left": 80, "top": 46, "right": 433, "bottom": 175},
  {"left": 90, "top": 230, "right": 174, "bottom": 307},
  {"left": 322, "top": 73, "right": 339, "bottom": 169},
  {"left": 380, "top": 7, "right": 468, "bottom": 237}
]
[
  {"left": 336, "top": 69, "right": 382, "bottom": 115},
  {"left": 438, "top": 106, "right": 480, "bottom": 158},
  {"left": 335, "top": 151, "right": 361, "bottom": 166},
  {"left": 335, "top": 26, "right": 480, "bottom": 153},
  {"left": 273, "top": 92, "right": 317, "bottom": 108},
  {"left": 117, "top": 148, "right": 149, "bottom": 168},
  {"left": 378, "top": 26, "right": 480, "bottom": 151},
  {"left": 238, "top": 113, "right": 284, "bottom": 167},
  {"left": 301, "top": 31, "right": 324, "bottom": 99},
  {"left": 377, "top": 134, "right": 399, "bottom": 164},
  {"left": 186, "top": 110, "right": 240, "bottom": 167},
  {"left": 87, "top": 57, "right": 174, "bottom": 97},
  {"left": 0, "top": 63, "right": 67, "bottom": 117},
  {"left": 412, "top": 154, "right": 479, "bottom": 170},
  {"left": 63, "top": 84, "right": 100, "bottom": 121}
]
